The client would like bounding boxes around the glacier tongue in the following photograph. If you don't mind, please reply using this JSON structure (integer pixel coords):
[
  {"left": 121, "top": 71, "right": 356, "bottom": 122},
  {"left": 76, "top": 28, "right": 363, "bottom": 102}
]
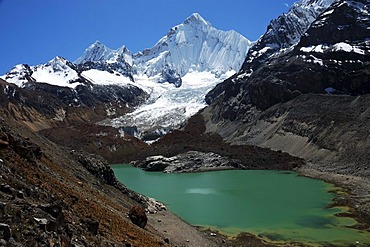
[{"left": 102, "top": 70, "right": 236, "bottom": 141}]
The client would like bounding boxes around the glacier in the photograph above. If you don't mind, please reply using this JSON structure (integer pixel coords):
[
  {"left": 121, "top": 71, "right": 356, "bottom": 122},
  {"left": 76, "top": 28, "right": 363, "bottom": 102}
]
[{"left": 100, "top": 70, "right": 236, "bottom": 141}]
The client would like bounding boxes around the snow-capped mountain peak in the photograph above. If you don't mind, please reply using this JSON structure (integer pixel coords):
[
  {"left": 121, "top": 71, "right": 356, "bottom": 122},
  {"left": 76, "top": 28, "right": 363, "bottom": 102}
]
[
  {"left": 75, "top": 40, "right": 114, "bottom": 64},
  {"left": 133, "top": 13, "right": 252, "bottom": 86},
  {"left": 74, "top": 40, "right": 134, "bottom": 79},
  {"left": 46, "top": 56, "right": 74, "bottom": 71},
  {"left": 183, "top": 13, "right": 211, "bottom": 26}
]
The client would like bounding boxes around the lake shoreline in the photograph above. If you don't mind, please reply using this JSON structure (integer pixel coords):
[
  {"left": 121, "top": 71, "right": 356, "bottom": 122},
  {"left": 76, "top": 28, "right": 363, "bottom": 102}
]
[
  {"left": 114, "top": 163, "right": 370, "bottom": 246},
  {"left": 297, "top": 165, "right": 370, "bottom": 232}
]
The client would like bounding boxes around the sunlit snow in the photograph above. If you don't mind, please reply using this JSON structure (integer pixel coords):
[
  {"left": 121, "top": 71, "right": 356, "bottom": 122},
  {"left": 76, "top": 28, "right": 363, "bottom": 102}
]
[
  {"left": 332, "top": 42, "right": 366, "bottom": 55},
  {"left": 29, "top": 57, "right": 81, "bottom": 88},
  {"left": 106, "top": 70, "right": 235, "bottom": 137},
  {"left": 300, "top": 42, "right": 366, "bottom": 55},
  {"left": 81, "top": 69, "right": 136, "bottom": 86}
]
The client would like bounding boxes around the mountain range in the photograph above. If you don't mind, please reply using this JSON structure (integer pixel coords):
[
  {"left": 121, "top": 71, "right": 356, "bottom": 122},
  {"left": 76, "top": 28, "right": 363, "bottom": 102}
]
[
  {"left": 1, "top": 13, "right": 251, "bottom": 139},
  {"left": 1, "top": 0, "right": 368, "bottom": 146}
]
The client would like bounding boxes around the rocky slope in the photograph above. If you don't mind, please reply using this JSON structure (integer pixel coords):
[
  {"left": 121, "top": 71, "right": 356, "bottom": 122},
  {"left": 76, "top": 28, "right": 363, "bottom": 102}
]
[
  {"left": 0, "top": 113, "right": 169, "bottom": 246},
  {"left": 204, "top": 94, "right": 370, "bottom": 177}
]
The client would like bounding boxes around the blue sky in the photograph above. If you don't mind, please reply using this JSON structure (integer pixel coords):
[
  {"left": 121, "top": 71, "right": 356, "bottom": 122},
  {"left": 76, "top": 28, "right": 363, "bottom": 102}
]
[{"left": 0, "top": 0, "right": 296, "bottom": 74}]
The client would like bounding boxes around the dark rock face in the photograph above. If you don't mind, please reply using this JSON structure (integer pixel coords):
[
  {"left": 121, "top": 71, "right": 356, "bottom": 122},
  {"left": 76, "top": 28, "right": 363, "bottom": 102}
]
[
  {"left": 77, "top": 153, "right": 119, "bottom": 186},
  {"left": 247, "top": 0, "right": 370, "bottom": 110},
  {"left": 84, "top": 219, "right": 99, "bottom": 235},
  {"left": 128, "top": 206, "right": 148, "bottom": 229},
  {"left": 23, "top": 82, "right": 147, "bottom": 108},
  {"left": 207, "top": 0, "right": 370, "bottom": 121},
  {"left": 159, "top": 66, "right": 182, "bottom": 87},
  {"left": 240, "top": 0, "right": 335, "bottom": 75},
  {"left": 0, "top": 223, "right": 11, "bottom": 241},
  {"left": 77, "top": 60, "right": 134, "bottom": 82}
]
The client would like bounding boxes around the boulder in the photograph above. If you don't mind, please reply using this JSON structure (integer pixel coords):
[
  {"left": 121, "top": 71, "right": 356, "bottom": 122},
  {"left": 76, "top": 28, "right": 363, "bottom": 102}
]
[
  {"left": 85, "top": 219, "right": 99, "bottom": 235},
  {"left": 0, "top": 139, "right": 9, "bottom": 148},
  {"left": 128, "top": 206, "right": 147, "bottom": 229},
  {"left": 0, "top": 223, "right": 11, "bottom": 241}
]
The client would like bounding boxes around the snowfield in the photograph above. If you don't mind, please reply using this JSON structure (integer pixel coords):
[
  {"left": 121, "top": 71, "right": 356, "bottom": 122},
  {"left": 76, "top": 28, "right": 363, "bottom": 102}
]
[{"left": 81, "top": 69, "right": 135, "bottom": 86}]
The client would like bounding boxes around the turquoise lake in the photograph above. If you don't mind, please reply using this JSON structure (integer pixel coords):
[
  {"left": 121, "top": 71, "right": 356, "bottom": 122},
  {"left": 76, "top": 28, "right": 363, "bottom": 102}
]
[{"left": 112, "top": 165, "right": 370, "bottom": 246}]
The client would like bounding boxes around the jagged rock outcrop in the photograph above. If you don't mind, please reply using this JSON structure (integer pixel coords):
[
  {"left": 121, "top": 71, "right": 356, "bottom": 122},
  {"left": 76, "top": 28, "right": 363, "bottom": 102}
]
[{"left": 76, "top": 152, "right": 122, "bottom": 186}]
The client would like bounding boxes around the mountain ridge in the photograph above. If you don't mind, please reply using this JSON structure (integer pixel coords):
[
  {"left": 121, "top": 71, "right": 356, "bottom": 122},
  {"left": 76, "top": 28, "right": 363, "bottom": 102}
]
[
  {"left": 1, "top": 13, "right": 251, "bottom": 89},
  {"left": 205, "top": 0, "right": 336, "bottom": 104}
]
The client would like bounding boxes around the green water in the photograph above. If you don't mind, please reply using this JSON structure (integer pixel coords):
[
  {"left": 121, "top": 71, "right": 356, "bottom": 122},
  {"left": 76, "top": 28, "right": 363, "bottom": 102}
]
[{"left": 112, "top": 165, "right": 370, "bottom": 246}]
